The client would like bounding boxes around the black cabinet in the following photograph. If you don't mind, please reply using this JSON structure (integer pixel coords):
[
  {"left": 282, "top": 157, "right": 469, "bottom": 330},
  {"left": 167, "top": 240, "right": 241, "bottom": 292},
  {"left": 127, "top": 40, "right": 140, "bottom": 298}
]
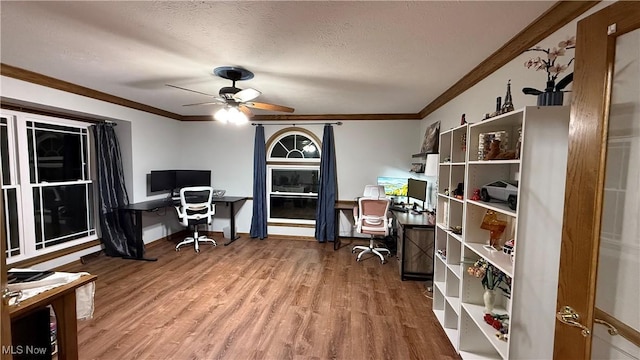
[
  {"left": 394, "top": 211, "right": 435, "bottom": 280},
  {"left": 11, "top": 307, "right": 53, "bottom": 359}
]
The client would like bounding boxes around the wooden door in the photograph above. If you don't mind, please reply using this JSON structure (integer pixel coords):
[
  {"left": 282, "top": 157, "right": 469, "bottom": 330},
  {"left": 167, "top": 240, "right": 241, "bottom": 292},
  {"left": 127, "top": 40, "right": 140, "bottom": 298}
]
[
  {"left": 1, "top": 191, "right": 12, "bottom": 358},
  {"left": 554, "top": 2, "right": 640, "bottom": 359}
]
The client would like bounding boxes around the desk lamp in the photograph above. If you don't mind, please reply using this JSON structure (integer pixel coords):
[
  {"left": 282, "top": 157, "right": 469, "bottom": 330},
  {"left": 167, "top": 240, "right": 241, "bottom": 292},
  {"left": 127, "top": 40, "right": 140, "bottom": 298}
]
[{"left": 424, "top": 154, "right": 439, "bottom": 211}]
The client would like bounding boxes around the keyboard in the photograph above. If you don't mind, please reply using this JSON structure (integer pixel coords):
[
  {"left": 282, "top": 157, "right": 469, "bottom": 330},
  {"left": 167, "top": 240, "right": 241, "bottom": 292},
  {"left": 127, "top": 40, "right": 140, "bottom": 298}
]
[{"left": 390, "top": 206, "right": 409, "bottom": 213}]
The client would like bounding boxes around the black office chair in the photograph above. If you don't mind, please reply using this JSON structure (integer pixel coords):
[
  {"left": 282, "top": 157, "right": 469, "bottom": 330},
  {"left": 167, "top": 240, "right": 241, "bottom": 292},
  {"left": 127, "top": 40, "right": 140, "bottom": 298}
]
[{"left": 174, "top": 186, "right": 216, "bottom": 252}]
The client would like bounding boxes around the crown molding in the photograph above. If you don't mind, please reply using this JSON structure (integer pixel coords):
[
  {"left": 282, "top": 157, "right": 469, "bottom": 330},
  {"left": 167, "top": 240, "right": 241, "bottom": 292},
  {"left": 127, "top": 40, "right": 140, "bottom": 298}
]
[
  {"left": 0, "top": 63, "right": 183, "bottom": 121},
  {"left": 418, "top": 1, "right": 600, "bottom": 119}
]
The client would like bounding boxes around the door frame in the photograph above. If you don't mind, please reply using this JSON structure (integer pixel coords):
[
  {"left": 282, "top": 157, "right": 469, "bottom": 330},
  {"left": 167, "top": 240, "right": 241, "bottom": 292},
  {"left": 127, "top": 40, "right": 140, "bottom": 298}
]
[{"left": 554, "top": 2, "right": 640, "bottom": 358}]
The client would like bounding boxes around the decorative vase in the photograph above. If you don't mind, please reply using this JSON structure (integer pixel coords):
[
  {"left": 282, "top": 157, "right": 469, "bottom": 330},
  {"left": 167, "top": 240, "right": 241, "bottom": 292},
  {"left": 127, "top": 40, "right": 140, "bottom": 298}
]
[
  {"left": 537, "top": 80, "right": 564, "bottom": 106},
  {"left": 483, "top": 288, "right": 496, "bottom": 314},
  {"left": 537, "top": 91, "right": 564, "bottom": 106}
]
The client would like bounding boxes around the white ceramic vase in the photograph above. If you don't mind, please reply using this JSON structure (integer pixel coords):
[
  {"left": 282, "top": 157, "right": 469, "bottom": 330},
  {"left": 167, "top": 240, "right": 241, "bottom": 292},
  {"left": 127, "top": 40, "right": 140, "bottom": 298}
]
[{"left": 483, "top": 288, "right": 496, "bottom": 314}]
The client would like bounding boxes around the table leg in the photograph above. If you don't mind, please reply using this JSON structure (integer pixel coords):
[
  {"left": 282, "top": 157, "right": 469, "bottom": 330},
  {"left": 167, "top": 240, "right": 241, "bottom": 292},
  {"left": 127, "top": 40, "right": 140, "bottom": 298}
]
[
  {"left": 334, "top": 208, "right": 340, "bottom": 251},
  {"left": 50, "top": 292, "right": 79, "bottom": 360},
  {"left": 224, "top": 201, "right": 240, "bottom": 246},
  {"left": 122, "top": 210, "right": 157, "bottom": 261}
]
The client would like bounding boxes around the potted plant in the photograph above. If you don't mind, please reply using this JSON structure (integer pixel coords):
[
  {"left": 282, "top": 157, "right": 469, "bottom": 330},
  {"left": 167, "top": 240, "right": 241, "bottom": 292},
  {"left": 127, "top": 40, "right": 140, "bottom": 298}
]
[
  {"left": 467, "top": 258, "right": 511, "bottom": 314},
  {"left": 522, "top": 36, "right": 576, "bottom": 106}
]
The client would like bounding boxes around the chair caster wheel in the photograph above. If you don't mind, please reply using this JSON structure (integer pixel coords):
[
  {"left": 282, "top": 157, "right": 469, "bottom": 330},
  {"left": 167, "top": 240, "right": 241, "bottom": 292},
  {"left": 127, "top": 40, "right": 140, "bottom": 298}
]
[
  {"left": 351, "top": 249, "right": 355, "bottom": 253},
  {"left": 195, "top": 249, "right": 200, "bottom": 253},
  {"left": 176, "top": 248, "right": 180, "bottom": 252}
]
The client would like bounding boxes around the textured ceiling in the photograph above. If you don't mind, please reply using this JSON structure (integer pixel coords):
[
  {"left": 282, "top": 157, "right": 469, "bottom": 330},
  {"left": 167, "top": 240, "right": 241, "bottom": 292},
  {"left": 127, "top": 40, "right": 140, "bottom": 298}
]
[{"left": 0, "top": 1, "right": 556, "bottom": 118}]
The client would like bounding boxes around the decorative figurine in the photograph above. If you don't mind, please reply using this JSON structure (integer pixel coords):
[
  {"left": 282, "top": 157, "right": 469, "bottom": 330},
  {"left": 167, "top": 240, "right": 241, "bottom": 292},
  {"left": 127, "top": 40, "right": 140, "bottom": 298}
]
[
  {"left": 480, "top": 210, "right": 507, "bottom": 250},
  {"left": 452, "top": 182, "right": 464, "bottom": 200},
  {"left": 470, "top": 188, "right": 481, "bottom": 201},
  {"left": 461, "top": 132, "right": 467, "bottom": 153},
  {"left": 460, "top": 113, "right": 467, "bottom": 125},
  {"left": 503, "top": 239, "right": 515, "bottom": 255},
  {"left": 501, "top": 79, "right": 514, "bottom": 114},
  {"left": 485, "top": 139, "right": 516, "bottom": 160}
]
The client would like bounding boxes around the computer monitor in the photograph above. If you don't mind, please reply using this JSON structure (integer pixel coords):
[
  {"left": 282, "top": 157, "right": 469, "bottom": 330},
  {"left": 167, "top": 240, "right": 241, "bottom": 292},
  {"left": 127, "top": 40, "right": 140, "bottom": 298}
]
[
  {"left": 407, "top": 178, "right": 428, "bottom": 210},
  {"left": 149, "top": 170, "right": 176, "bottom": 192},
  {"left": 175, "top": 170, "right": 211, "bottom": 188},
  {"left": 376, "top": 177, "right": 408, "bottom": 199}
]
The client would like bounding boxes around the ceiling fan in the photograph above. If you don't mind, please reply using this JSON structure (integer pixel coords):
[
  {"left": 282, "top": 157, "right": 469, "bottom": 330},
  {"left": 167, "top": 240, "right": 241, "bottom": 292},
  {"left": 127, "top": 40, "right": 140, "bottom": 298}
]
[{"left": 166, "top": 66, "right": 294, "bottom": 122}]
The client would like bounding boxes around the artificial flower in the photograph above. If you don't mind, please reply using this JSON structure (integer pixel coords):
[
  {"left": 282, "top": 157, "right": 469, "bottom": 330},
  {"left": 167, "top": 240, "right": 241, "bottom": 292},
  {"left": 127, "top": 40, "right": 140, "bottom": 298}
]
[{"left": 523, "top": 36, "right": 575, "bottom": 83}]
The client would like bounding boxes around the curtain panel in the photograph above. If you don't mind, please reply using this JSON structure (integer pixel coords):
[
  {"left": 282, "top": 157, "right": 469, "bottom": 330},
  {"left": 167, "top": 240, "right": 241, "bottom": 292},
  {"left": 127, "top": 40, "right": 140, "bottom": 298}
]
[
  {"left": 315, "top": 124, "right": 337, "bottom": 242},
  {"left": 250, "top": 125, "right": 268, "bottom": 239},
  {"left": 93, "top": 123, "right": 137, "bottom": 257}
]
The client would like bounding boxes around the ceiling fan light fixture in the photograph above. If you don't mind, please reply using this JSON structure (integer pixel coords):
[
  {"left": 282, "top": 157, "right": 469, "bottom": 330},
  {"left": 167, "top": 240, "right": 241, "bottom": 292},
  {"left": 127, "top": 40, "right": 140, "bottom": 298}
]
[
  {"left": 213, "top": 106, "right": 248, "bottom": 125},
  {"left": 214, "top": 107, "right": 230, "bottom": 123},
  {"left": 233, "top": 88, "right": 261, "bottom": 102},
  {"left": 227, "top": 106, "right": 248, "bottom": 125}
]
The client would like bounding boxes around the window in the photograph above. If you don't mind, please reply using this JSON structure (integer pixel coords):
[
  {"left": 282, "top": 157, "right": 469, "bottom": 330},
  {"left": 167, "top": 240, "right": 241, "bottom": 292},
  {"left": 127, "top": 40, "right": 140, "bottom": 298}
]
[
  {"left": 266, "top": 129, "right": 321, "bottom": 224},
  {"left": 1, "top": 110, "right": 96, "bottom": 262}
]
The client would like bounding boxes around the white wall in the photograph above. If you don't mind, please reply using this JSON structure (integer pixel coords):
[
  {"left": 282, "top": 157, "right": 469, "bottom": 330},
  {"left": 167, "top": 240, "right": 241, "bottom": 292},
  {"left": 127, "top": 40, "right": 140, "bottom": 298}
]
[
  {"left": 179, "top": 119, "right": 430, "bottom": 237},
  {"left": 422, "top": 2, "right": 613, "bottom": 132}
]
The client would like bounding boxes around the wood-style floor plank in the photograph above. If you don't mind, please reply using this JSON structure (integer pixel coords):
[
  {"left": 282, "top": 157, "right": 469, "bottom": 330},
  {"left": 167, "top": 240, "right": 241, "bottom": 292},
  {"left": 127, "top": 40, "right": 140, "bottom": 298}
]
[{"left": 64, "top": 236, "right": 460, "bottom": 359}]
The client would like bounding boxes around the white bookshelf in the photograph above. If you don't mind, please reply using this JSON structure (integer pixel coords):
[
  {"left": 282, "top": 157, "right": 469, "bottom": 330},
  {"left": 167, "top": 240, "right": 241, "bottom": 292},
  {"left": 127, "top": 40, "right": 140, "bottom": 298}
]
[
  {"left": 433, "top": 107, "right": 570, "bottom": 359},
  {"left": 433, "top": 123, "right": 468, "bottom": 352}
]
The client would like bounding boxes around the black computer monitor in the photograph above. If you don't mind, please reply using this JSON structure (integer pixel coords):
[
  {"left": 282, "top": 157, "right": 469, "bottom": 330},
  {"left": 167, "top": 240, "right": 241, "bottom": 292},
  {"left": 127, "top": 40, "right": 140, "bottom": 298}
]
[
  {"left": 407, "top": 178, "right": 428, "bottom": 209},
  {"left": 149, "top": 170, "right": 176, "bottom": 192},
  {"left": 175, "top": 170, "right": 211, "bottom": 188}
]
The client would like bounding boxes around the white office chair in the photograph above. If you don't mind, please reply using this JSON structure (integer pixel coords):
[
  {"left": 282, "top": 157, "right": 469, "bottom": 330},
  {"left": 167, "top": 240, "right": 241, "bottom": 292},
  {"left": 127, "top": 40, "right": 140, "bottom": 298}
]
[
  {"left": 352, "top": 184, "right": 386, "bottom": 219},
  {"left": 363, "top": 184, "right": 386, "bottom": 199},
  {"left": 352, "top": 185, "right": 393, "bottom": 263},
  {"left": 175, "top": 186, "right": 216, "bottom": 252}
]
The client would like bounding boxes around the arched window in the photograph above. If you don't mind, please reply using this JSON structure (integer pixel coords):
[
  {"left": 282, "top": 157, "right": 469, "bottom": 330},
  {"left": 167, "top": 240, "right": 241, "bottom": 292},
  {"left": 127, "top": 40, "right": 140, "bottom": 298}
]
[{"left": 266, "top": 128, "right": 321, "bottom": 224}]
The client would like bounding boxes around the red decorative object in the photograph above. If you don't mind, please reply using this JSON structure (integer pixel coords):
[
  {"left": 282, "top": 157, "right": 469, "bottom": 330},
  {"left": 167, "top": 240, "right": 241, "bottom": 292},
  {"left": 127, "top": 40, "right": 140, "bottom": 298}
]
[{"left": 471, "top": 189, "right": 481, "bottom": 201}]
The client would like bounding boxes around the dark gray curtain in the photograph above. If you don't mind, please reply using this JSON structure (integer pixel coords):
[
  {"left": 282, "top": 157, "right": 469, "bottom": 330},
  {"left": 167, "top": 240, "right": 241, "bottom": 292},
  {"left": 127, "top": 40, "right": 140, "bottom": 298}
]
[
  {"left": 250, "top": 125, "right": 268, "bottom": 239},
  {"left": 315, "top": 124, "right": 337, "bottom": 242},
  {"left": 93, "top": 123, "right": 137, "bottom": 257}
]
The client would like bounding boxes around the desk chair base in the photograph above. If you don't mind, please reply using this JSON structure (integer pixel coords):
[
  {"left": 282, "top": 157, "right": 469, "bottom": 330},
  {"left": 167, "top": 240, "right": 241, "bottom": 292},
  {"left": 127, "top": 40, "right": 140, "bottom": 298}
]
[
  {"left": 352, "top": 239, "right": 391, "bottom": 264},
  {"left": 175, "top": 228, "right": 216, "bottom": 253}
]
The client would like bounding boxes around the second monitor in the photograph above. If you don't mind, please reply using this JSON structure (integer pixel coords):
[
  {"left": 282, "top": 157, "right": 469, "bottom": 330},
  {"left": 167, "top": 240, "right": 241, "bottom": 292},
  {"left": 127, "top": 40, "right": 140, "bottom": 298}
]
[
  {"left": 407, "top": 178, "right": 428, "bottom": 210},
  {"left": 149, "top": 169, "right": 211, "bottom": 195},
  {"left": 175, "top": 170, "right": 211, "bottom": 189}
]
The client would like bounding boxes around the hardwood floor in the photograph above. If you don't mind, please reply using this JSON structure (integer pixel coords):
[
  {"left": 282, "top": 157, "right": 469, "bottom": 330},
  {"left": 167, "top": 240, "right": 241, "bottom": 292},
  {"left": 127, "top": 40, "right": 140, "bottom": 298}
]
[{"left": 65, "top": 236, "right": 460, "bottom": 360}]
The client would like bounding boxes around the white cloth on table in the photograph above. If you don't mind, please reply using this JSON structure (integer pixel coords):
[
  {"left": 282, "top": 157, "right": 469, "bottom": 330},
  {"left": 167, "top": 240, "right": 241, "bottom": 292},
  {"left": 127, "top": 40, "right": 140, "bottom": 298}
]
[{"left": 7, "top": 269, "right": 96, "bottom": 320}]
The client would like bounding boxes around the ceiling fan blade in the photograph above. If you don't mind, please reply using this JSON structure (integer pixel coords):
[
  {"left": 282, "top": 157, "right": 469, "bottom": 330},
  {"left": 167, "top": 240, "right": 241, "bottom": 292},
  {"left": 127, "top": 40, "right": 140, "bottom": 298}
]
[
  {"left": 165, "top": 84, "right": 217, "bottom": 97},
  {"left": 238, "top": 105, "right": 254, "bottom": 118},
  {"left": 182, "top": 101, "right": 224, "bottom": 107},
  {"left": 245, "top": 102, "right": 295, "bottom": 113},
  {"left": 233, "top": 88, "right": 261, "bottom": 102}
]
